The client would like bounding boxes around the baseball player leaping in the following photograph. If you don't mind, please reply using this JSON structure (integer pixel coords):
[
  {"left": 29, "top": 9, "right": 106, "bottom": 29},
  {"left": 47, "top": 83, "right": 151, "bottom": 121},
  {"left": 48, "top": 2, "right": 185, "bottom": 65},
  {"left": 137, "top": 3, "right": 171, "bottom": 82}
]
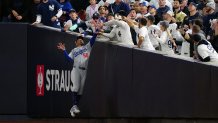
[{"left": 57, "top": 33, "right": 98, "bottom": 117}]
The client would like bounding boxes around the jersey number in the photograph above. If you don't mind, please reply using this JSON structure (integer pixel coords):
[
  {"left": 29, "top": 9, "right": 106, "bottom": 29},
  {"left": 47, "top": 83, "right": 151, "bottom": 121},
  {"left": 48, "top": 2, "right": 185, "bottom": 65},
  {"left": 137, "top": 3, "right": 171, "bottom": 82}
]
[
  {"left": 207, "top": 44, "right": 215, "bottom": 53},
  {"left": 168, "top": 40, "right": 173, "bottom": 49}
]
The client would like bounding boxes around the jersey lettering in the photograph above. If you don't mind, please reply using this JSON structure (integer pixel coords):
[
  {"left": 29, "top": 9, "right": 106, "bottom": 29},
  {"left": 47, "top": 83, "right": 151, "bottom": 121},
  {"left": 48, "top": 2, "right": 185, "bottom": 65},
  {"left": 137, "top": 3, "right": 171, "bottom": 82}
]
[
  {"left": 118, "top": 31, "right": 121, "bottom": 37},
  {"left": 74, "top": 48, "right": 88, "bottom": 57},
  {"left": 207, "top": 44, "right": 215, "bottom": 53}
]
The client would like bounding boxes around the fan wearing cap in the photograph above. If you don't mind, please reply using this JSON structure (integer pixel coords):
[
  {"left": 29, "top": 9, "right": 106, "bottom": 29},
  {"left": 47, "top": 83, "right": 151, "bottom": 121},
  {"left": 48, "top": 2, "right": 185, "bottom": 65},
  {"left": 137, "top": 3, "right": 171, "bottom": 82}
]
[
  {"left": 153, "top": 21, "right": 177, "bottom": 54},
  {"left": 203, "top": 2, "right": 218, "bottom": 38},
  {"left": 99, "top": 10, "right": 134, "bottom": 45},
  {"left": 183, "top": 2, "right": 202, "bottom": 26},
  {"left": 64, "top": 9, "right": 83, "bottom": 32},
  {"left": 156, "top": 0, "right": 171, "bottom": 23},
  {"left": 85, "top": 12, "right": 104, "bottom": 34},
  {"left": 57, "top": 32, "right": 99, "bottom": 117},
  {"left": 192, "top": 34, "right": 218, "bottom": 62},
  {"left": 58, "top": 0, "right": 73, "bottom": 27}
]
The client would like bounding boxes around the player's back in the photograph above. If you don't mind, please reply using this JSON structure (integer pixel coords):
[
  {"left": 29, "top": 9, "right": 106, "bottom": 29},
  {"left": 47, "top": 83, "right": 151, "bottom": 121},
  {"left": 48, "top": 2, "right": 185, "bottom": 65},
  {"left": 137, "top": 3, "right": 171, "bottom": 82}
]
[
  {"left": 115, "top": 21, "right": 134, "bottom": 45},
  {"left": 198, "top": 41, "right": 218, "bottom": 62}
]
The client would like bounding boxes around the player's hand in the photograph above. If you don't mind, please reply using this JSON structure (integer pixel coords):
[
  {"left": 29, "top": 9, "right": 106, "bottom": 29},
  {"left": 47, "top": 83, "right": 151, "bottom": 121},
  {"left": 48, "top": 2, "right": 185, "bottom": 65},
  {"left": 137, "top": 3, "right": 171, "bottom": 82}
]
[
  {"left": 51, "top": 16, "right": 57, "bottom": 22},
  {"left": 12, "top": 10, "right": 18, "bottom": 17},
  {"left": 57, "top": 43, "right": 66, "bottom": 51},
  {"left": 96, "top": 32, "right": 103, "bottom": 35},
  {"left": 104, "top": 2, "right": 109, "bottom": 6},
  {"left": 16, "top": 15, "right": 22, "bottom": 20},
  {"left": 31, "top": 22, "right": 39, "bottom": 25}
]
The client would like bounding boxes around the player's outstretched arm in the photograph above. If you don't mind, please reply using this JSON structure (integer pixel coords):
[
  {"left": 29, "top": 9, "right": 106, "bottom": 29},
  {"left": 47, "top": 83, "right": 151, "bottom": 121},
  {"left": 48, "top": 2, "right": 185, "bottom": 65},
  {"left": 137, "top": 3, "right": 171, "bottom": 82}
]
[
  {"left": 57, "top": 43, "right": 73, "bottom": 62},
  {"left": 90, "top": 32, "right": 98, "bottom": 47}
]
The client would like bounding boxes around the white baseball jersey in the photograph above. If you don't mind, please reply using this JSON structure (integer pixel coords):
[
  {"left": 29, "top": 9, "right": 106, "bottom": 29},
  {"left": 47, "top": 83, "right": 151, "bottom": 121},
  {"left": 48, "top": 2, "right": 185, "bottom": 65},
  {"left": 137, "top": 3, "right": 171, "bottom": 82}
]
[
  {"left": 134, "top": 26, "right": 155, "bottom": 50},
  {"left": 168, "top": 22, "right": 184, "bottom": 41},
  {"left": 103, "top": 20, "right": 134, "bottom": 45},
  {"left": 155, "top": 31, "right": 174, "bottom": 54},
  {"left": 197, "top": 41, "right": 218, "bottom": 62},
  {"left": 157, "top": 22, "right": 181, "bottom": 41},
  {"left": 147, "top": 25, "right": 161, "bottom": 48}
]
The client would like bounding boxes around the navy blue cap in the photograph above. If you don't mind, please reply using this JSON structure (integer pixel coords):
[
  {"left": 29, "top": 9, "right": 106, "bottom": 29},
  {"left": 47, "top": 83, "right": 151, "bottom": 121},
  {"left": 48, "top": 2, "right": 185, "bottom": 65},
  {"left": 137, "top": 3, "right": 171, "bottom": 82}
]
[
  {"left": 92, "top": 12, "right": 100, "bottom": 19},
  {"left": 189, "top": 2, "right": 197, "bottom": 7}
]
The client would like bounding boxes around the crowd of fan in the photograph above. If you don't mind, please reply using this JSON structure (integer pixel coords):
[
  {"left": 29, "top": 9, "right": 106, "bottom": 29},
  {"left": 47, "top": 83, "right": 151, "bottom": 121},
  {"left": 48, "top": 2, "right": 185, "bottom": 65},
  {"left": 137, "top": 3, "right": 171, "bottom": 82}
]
[{"left": 1, "top": 0, "right": 218, "bottom": 62}]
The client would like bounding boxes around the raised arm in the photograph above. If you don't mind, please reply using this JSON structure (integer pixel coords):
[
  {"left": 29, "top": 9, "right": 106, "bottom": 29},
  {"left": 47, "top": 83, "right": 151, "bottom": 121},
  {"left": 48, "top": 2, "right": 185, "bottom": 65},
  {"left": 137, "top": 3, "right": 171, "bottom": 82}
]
[
  {"left": 57, "top": 43, "right": 73, "bottom": 62},
  {"left": 104, "top": 20, "right": 126, "bottom": 28},
  {"left": 90, "top": 33, "right": 98, "bottom": 47},
  {"left": 101, "top": 27, "right": 116, "bottom": 39}
]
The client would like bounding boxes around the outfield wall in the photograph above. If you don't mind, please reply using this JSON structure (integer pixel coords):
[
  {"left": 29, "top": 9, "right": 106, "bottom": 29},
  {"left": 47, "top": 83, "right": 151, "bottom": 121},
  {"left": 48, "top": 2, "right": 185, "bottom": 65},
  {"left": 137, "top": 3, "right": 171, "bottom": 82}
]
[{"left": 1, "top": 24, "right": 218, "bottom": 119}]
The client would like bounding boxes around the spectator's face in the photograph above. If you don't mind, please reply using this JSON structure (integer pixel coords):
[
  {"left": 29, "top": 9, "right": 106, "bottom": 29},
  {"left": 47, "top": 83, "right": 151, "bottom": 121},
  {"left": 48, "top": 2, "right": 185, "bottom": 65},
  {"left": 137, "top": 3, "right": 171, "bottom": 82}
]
[
  {"left": 160, "top": 24, "right": 164, "bottom": 31},
  {"left": 205, "top": 6, "right": 212, "bottom": 13},
  {"left": 162, "top": 13, "right": 170, "bottom": 20},
  {"left": 181, "top": 0, "right": 188, "bottom": 7},
  {"left": 99, "top": 7, "right": 106, "bottom": 14},
  {"left": 188, "top": 4, "right": 196, "bottom": 12},
  {"left": 128, "top": 10, "right": 137, "bottom": 19},
  {"left": 75, "top": 39, "right": 84, "bottom": 46},
  {"left": 148, "top": 7, "right": 156, "bottom": 14},
  {"left": 159, "top": 0, "right": 166, "bottom": 7},
  {"left": 69, "top": 12, "right": 78, "bottom": 20},
  {"left": 89, "top": 0, "right": 96, "bottom": 5},
  {"left": 173, "top": 1, "right": 180, "bottom": 9},
  {"left": 140, "top": 6, "right": 148, "bottom": 15},
  {"left": 134, "top": 4, "right": 141, "bottom": 12}
]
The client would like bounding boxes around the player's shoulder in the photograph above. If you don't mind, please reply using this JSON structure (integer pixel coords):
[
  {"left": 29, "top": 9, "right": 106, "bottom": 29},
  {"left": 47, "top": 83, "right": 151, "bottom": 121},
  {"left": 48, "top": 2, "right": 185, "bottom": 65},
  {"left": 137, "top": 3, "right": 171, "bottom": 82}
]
[{"left": 197, "top": 44, "right": 208, "bottom": 50}]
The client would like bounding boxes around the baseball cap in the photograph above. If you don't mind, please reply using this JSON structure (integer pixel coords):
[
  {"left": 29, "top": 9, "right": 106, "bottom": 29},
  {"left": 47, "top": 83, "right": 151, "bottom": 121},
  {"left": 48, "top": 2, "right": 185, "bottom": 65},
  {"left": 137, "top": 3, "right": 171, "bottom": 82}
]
[
  {"left": 92, "top": 12, "right": 100, "bottom": 19},
  {"left": 76, "top": 35, "right": 84, "bottom": 41},
  {"left": 189, "top": 2, "right": 198, "bottom": 8},
  {"left": 191, "top": 34, "right": 202, "bottom": 42},
  {"left": 69, "top": 9, "right": 76, "bottom": 14},
  {"left": 206, "top": 2, "right": 216, "bottom": 10},
  {"left": 140, "top": 1, "right": 149, "bottom": 7},
  {"left": 149, "top": 5, "right": 156, "bottom": 9}
]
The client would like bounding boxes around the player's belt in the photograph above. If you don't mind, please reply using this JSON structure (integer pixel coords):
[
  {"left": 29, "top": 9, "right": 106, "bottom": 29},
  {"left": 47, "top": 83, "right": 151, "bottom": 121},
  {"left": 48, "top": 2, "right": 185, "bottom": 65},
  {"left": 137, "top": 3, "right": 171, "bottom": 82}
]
[{"left": 73, "top": 66, "right": 86, "bottom": 70}]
